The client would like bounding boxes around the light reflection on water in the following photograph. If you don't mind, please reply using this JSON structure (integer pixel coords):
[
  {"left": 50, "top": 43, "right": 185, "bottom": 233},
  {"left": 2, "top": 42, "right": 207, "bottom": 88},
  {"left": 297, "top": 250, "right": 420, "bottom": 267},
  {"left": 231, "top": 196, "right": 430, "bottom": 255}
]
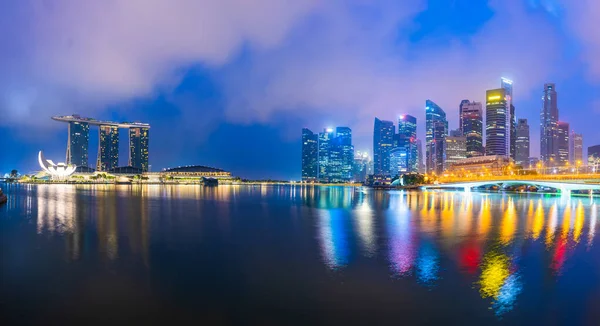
[{"left": 2, "top": 184, "right": 600, "bottom": 323}]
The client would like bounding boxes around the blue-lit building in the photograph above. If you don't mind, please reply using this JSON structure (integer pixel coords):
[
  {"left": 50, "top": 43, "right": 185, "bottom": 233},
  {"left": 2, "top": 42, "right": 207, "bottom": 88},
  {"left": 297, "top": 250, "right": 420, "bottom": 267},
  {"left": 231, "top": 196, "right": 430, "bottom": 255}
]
[
  {"left": 302, "top": 128, "right": 319, "bottom": 181},
  {"left": 425, "top": 100, "right": 448, "bottom": 174},
  {"left": 66, "top": 120, "right": 90, "bottom": 167},
  {"left": 129, "top": 127, "right": 150, "bottom": 171},
  {"left": 373, "top": 118, "right": 395, "bottom": 175},
  {"left": 314, "top": 127, "right": 354, "bottom": 182},
  {"left": 97, "top": 125, "right": 119, "bottom": 172},
  {"left": 397, "top": 115, "right": 418, "bottom": 173}
]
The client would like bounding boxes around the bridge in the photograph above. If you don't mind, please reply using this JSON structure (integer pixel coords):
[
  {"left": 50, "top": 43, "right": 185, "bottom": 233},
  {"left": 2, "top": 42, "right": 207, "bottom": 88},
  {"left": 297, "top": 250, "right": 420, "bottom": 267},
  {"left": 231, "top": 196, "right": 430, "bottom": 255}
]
[{"left": 423, "top": 177, "right": 600, "bottom": 196}]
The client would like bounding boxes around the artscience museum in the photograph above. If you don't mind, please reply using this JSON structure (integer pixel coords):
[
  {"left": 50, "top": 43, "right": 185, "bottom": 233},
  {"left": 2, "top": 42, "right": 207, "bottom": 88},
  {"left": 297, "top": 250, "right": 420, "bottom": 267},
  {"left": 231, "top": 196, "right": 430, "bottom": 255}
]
[{"left": 38, "top": 151, "right": 77, "bottom": 180}]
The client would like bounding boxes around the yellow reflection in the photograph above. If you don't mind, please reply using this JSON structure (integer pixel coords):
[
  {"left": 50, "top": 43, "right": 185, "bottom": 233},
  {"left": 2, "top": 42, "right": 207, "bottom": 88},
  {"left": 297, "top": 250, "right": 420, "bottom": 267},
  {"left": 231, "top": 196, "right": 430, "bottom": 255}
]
[
  {"left": 573, "top": 201, "right": 585, "bottom": 243},
  {"left": 561, "top": 203, "right": 571, "bottom": 241},
  {"left": 479, "top": 198, "right": 491, "bottom": 237},
  {"left": 440, "top": 193, "right": 455, "bottom": 239},
  {"left": 355, "top": 197, "right": 376, "bottom": 257},
  {"left": 532, "top": 200, "right": 544, "bottom": 241},
  {"left": 500, "top": 198, "right": 516, "bottom": 245},
  {"left": 479, "top": 251, "right": 510, "bottom": 299},
  {"left": 546, "top": 204, "right": 558, "bottom": 248}
]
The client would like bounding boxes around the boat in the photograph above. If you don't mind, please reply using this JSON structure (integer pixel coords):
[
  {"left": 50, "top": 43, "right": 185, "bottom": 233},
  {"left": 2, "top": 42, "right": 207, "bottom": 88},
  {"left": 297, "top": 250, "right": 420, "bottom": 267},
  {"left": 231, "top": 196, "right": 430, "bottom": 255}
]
[{"left": 0, "top": 189, "right": 6, "bottom": 205}]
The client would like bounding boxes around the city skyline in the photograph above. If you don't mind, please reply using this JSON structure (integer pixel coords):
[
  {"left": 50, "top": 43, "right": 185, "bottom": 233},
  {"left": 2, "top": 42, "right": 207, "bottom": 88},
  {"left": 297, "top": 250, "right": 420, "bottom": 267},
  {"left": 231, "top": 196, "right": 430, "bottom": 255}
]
[{"left": 2, "top": 1, "right": 600, "bottom": 179}]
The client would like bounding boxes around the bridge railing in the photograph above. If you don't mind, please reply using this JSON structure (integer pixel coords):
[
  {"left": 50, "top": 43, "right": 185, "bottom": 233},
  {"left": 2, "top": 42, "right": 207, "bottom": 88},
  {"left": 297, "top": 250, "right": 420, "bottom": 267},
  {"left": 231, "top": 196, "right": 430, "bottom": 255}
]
[{"left": 438, "top": 173, "right": 600, "bottom": 184}]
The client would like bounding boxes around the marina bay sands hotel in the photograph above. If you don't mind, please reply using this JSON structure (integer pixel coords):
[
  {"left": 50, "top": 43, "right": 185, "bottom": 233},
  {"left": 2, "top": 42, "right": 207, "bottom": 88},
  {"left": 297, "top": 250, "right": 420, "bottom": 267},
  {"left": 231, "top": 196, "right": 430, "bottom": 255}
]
[{"left": 52, "top": 115, "right": 150, "bottom": 172}]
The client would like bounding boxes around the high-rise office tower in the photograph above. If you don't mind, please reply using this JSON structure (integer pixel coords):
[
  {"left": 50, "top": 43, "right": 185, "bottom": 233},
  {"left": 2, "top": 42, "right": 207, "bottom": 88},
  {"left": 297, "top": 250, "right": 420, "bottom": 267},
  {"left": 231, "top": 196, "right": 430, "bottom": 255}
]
[
  {"left": 541, "top": 83, "right": 559, "bottom": 166},
  {"left": 515, "top": 119, "right": 530, "bottom": 166},
  {"left": 501, "top": 78, "right": 516, "bottom": 159},
  {"left": 66, "top": 120, "right": 89, "bottom": 167},
  {"left": 353, "top": 151, "right": 370, "bottom": 182},
  {"left": 459, "top": 100, "right": 484, "bottom": 158},
  {"left": 335, "top": 127, "right": 354, "bottom": 181},
  {"left": 557, "top": 121, "right": 570, "bottom": 166},
  {"left": 397, "top": 115, "right": 418, "bottom": 172},
  {"left": 426, "top": 100, "right": 448, "bottom": 174},
  {"left": 416, "top": 139, "right": 424, "bottom": 173},
  {"left": 589, "top": 145, "right": 600, "bottom": 172},
  {"left": 129, "top": 127, "right": 150, "bottom": 171},
  {"left": 301, "top": 128, "right": 318, "bottom": 181},
  {"left": 570, "top": 132, "right": 583, "bottom": 165},
  {"left": 318, "top": 129, "right": 334, "bottom": 181},
  {"left": 373, "top": 118, "right": 395, "bottom": 175},
  {"left": 389, "top": 147, "right": 407, "bottom": 176},
  {"left": 445, "top": 133, "right": 467, "bottom": 170},
  {"left": 96, "top": 125, "right": 119, "bottom": 171},
  {"left": 485, "top": 89, "right": 509, "bottom": 157}
]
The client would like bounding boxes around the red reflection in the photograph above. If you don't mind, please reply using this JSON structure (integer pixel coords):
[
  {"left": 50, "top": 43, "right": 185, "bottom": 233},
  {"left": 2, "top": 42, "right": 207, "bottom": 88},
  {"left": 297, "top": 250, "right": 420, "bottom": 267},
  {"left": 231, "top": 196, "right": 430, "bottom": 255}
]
[
  {"left": 551, "top": 237, "right": 567, "bottom": 274},
  {"left": 460, "top": 242, "right": 481, "bottom": 274}
]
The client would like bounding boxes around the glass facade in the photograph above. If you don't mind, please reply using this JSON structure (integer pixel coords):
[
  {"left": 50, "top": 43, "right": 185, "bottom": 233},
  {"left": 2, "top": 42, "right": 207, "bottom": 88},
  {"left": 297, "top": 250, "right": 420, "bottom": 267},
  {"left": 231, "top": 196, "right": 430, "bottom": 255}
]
[
  {"left": 501, "top": 78, "right": 516, "bottom": 159},
  {"left": 515, "top": 119, "right": 530, "bottom": 166},
  {"left": 302, "top": 128, "right": 318, "bottom": 181},
  {"left": 397, "top": 115, "right": 418, "bottom": 173},
  {"left": 97, "top": 125, "right": 119, "bottom": 171},
  {"left": 67, "top": 121, "right": 89, "bottom": 167},
  {"left": 313, "top": 127, "right": 355, "bottom": 182},
  {"left": 589, "top": 145, "right": 600, "bottom": 173},
  {"left": 460, "top": 100, "right": 484, "bottom": 158},
  {"left": 389, "top": 147, "right": 407, "bottom": 176},
  {"left": 540, "top": 83, "right": 559, "bottom": 166},
  {"left": 445, "top": 135, "right": 467, "bottom": 170},
  {"left": 557, "top": 121, "right": 570, "bottom": 166},
  {"left": 335, "top": 127, "right": 354, "bottom": 181},
  {"left": 129, "top": 127, "right": 150, "bottom": 171},
  {"left": 373, "top": 118, "right": 395, "bottom": 175},
  {"left": 318, "top": 129, "right": 334, "bottom": 181},
  {"left": 425, "top": 100, "right": 447, "bottom": 174},
  {"left": 485, "top": 89, "right": 509, "bottom": 157},
  {"left": 570, "top": 132, "right": 583, "bottom": 165}
]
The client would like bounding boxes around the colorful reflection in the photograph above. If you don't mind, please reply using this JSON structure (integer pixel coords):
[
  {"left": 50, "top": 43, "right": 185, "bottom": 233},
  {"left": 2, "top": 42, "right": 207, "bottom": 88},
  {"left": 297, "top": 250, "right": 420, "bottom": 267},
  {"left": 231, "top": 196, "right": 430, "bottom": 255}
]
[
  {"left": 415, "top": 240, "right": 439, "bottom": 286},
  {"left": 387, "top": 194, "right": 416, "bottom": 276},
  {"left": 317, "top": 209, "right": 350, "bottom": 269}
]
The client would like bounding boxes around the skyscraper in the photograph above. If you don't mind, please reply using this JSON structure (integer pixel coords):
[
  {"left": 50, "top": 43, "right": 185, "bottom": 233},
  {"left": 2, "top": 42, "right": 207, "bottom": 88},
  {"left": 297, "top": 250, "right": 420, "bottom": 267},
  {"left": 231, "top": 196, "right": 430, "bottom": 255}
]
[
  {"left": 318, "top": 129, "right": 334, "bottom": 181},
  {"left": 485, "top": 89, "right": 509, "bottom": 157},
  {"left": 557, "top": 121, "right": 570, "bottom": 166},
  {"left": 66, "top": 120, "right": 89, "bottom": 167},
  {"left": 389, "top": 147, "right": 407, "bottom": 176},
  {"left": 301, "top": 128, "right": 318, "bottom": 181},
  {"left": 417, "top": 139, "right": 424, "bottom": 173},
  {"left": 445, "top": 133, "right": 467, "bottom": 170},
  {"left": 335, "top": 127, "right": 354, "bottom": 181},
  {"left": 501, "top": 78, "right": 516, "bottom": 159},
  {"left": 515, "top": 119, "right": 530, "bottom": 166},
  {"left": 425, "top": 100, "right": 448, "bottom": 174},
  {"left": 373, "top": 118, "right": 395, "bottom": 175},
  {"left": 96, "top": 125, "right": 119, "bottom": 171},
  {"left": 541, "top": 83, "right": 559, "bottom": 166},
  {"left": 459, "top": 100, "right": 484, "bottom": 157},
  {"left": 397, "top": 114, "right": 418, "bottom": 172},
  {"left": 570, "top": 132, "right": 583, "bottom": 165},
  {"left": 129, "top": 127, "right": 150, "bottom": 171},
  {"left": 353, "top": 151, "right": 370, "bottom": 182}
]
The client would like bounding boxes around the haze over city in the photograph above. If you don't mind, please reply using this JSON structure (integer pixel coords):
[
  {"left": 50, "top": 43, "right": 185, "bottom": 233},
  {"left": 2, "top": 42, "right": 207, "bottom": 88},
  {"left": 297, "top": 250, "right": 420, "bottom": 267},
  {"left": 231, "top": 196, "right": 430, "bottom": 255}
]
[{"left": 1, "top": 0, "right": 600, "bottom": 179}]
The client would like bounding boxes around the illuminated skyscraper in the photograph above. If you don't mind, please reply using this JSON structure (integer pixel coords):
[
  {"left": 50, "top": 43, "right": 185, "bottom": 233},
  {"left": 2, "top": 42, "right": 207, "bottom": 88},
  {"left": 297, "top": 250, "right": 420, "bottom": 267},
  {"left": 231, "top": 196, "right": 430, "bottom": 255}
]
[
  {"left": 485, "top": 89, "right": 509, "bottom": 157},
  {"left": 66, "top": 120, "right": 89, "bottom": 167},
  {"left": 459, "top": 100, "right": 484, "bottom": 157},
  {"left": 417, "top": 139, "right": 424, "bottom": 173},
  {"left": 318, "top": 129, "right": 334, "bottom": 181},
  {"left": 426, "top": 100, "right": 448, "bottom": 174},
  {"left": 515, "top": 119, "right": 530, "bottom": 166},
  {"left": 557, "top": 121, "right": 570, "bottom": 166},
  {"left": 373, "top": 118, "right": 395, "bottom": 175},
  {"left": 570, "top": 132, "right": 583, "bottom": 165},
  {"left": 445, "top": 133, "right": 467, "bottom": 170},
  {"left": 97, "top": 125, "right": 119, "bottom": 171},
  {"left": 334, "top": 127, "right": 354, "bottom": 181},
  {"left": 541, "top": 83, "right": 559, "bottom": 166},
  {"left": 389, "top": 147, "right": 407, "bottom": 176},
  {"left": 129, "top": 127, "right": 150, "bottom": 171},
  {"left": 302, "top": 128, "right": 318, "bottom": 181},
  {"left": 589, "top": 145, "right": 600, "bottom": 172},
  {"left": 353, "top": 151, "right": 370, "bottom": 182},
  {"left": 397, "top": 115, "right": 418, "bottom": 172},
  {"left": 501, "top": 78, "right": 516, "bottom": 159}
]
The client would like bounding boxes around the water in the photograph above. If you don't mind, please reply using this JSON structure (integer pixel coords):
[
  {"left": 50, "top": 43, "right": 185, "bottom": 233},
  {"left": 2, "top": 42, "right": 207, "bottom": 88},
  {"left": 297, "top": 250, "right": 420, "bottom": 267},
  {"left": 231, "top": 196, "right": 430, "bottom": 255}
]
[{"left": 2, "top": 184, "right": 600, "bottom": 325}]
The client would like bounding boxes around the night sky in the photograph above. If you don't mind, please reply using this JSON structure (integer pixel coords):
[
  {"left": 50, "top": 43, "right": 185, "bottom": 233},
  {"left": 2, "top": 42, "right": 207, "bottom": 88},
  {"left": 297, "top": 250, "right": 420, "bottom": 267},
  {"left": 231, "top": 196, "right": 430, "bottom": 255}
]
[{"left": 1, "top": 0, "right": 599, "bottom": 179}]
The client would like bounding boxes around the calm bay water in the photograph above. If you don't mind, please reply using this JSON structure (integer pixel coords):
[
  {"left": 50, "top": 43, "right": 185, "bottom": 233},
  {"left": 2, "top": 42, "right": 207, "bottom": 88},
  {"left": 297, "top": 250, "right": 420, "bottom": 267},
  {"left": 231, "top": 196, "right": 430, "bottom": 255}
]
[{"left": 2, "top": 184, "right": 600, "bottom": 325}]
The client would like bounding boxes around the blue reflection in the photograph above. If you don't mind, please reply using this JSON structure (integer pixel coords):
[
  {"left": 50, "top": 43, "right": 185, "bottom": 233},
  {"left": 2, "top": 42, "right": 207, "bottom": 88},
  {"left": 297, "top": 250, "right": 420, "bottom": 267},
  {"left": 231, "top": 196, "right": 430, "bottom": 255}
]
[
  {"left": 493, "top": 273, "right": 522, "bottom": 316},
  {"left": 318, "top": 209, "right": 350, "bottom": 269},
  {"left": 415, "top": 240, "right": 439, "bottom": 286},
  {"left": 387, "top": 193, "right": 416, "bottom": 276}
]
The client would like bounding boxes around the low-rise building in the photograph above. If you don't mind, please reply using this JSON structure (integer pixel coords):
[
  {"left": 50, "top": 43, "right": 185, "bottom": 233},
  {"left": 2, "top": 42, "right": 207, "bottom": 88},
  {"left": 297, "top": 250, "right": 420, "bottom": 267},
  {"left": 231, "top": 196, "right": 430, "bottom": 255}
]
[{"left": 445, "top": 155, "right": 512, "bottom": 177}]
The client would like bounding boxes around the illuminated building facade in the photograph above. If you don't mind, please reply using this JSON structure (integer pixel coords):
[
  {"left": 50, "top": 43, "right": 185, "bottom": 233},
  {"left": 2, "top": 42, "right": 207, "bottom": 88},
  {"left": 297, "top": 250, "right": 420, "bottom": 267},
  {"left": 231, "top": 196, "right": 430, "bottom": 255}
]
[
  {"left": 501, "top": 78, "right": 516, "bottom": 160},
  {"left": 389, "top": 147, "right": 407, "bottom": 176},
  {"left": 315, "top": 127, "right": 355, "bottom": 182},
  {"left": 318, "top": 128, "right": 334, "bottom": 181},
  {"left": 557, "top": 121, "right": 570, "bottom": 166},
  {"left": 445, "top": 133, "right": 467, "bottom": 170},
  {"left": 302, "top": 128, "right": 319, "bottom": 181},
  {"left": 446, "top": 155, "right": 512, "bottom": 176},
  {"left": 570, "top": 132, "right": 583, "bottom": 165},
  {"left": 515, "top": 119, "right": 530, "bottom": 166},
  {"left": 485, "top": 89, "right": 509, "bottom": 157},
  {"left": 97, "top": 125, "right": 119, "bottom": 172},
  {"left": 129, "top": 127, "right": 150, "bottom": 171},
  {"left": 540, "top": 83, "right": 559, "bottom": 166},
  {"left": 425, "top": 100, "right": 448, "bottom": 174},
  {"left": 397, "top": 115, "right": 418, "bottom": 172},
  {"left": 353, "top": 151, "right": 370, "bottom": 182},
  {"left": 589, "top": 145, "right": 600, "bottom": 172},
  {"left": 66, "top": 120, "right": 89, "bottom": 167},
  {"left": 373, "top": 118, "right": 395, "bottom": 175},
  {"left": 459, "top": 100, "right": 484, "bottom": 157}
]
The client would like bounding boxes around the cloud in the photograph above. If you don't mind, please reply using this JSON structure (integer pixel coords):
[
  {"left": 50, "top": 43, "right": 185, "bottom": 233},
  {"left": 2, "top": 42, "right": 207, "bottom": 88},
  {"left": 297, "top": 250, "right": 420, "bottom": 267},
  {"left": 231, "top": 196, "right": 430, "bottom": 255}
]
[{"left": 562, "top": 0, "right": 600, "bottom": 79}]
